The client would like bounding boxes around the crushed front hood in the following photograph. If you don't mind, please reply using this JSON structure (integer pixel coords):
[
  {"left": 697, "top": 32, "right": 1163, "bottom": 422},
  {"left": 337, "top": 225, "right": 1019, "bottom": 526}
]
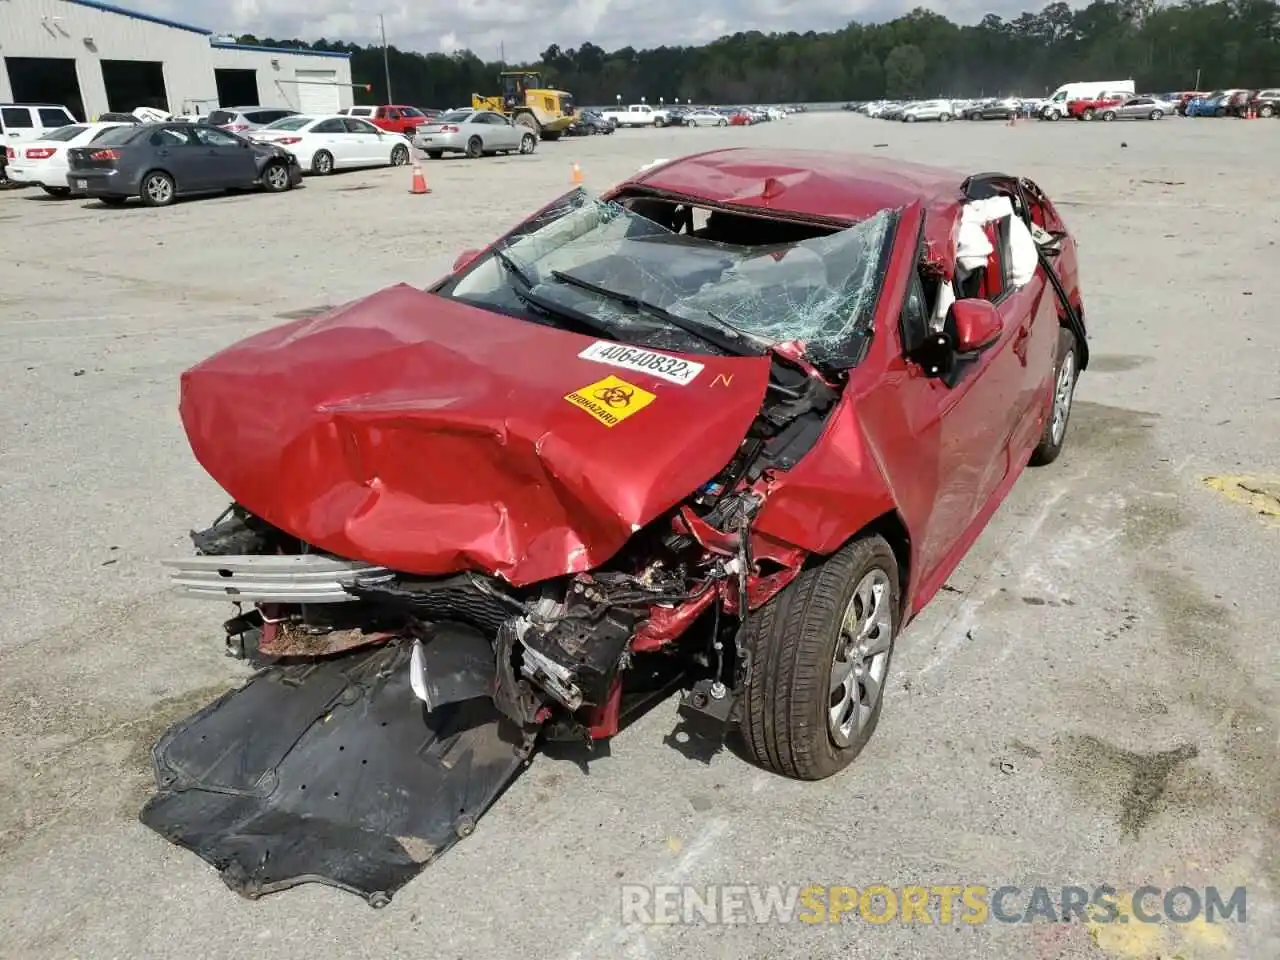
[{"left": 180, "top": 284, "right": 771, "bottom": 586}]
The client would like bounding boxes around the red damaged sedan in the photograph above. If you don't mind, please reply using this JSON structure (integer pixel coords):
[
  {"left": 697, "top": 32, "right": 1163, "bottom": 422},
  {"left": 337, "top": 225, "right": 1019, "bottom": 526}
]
[{"left": 146, "top": 148, "right": 1088, "bottom": 905}]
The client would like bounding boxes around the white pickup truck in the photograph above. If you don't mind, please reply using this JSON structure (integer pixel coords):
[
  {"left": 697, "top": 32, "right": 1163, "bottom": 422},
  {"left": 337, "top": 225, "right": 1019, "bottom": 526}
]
[{"left": 599, "top": 103, "right": 671, "bottom": 128}]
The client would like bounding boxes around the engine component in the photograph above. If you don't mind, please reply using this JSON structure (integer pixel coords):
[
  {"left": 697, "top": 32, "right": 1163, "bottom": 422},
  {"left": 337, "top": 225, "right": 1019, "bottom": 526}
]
[{"left": 519, "top": 604, "right": 639, "bottom": 709}]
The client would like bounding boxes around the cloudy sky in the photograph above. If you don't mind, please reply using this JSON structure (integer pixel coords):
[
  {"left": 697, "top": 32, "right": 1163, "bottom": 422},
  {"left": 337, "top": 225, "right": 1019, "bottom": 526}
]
[{"left": 138, "top": 0, "right": 1011, "bottom": 63}]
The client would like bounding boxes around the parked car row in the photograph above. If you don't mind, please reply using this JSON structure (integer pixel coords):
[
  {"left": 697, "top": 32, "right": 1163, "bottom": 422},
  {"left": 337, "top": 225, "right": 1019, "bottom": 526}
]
[
  {"left": 592, "top": 102, "right": 798, "bottom": 127},
  {"left": 849, "top": 87, "right": 1277, "bottom": 123},
  {"left": 3, "top": 112, "right": 418, "bottom": 206}
]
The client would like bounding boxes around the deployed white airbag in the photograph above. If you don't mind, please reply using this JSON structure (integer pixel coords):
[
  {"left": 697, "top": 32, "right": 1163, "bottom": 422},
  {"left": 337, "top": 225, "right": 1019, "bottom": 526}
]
[{"left": 932, "top": 195, "right": 1040, "bottom": 328}]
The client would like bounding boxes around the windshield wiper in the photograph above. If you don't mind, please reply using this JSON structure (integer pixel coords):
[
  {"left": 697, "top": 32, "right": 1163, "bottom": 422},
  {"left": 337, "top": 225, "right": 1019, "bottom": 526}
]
[
  {"left": 549, "top": 269, "right": 762, "bottom": 358},
  {"left": 492, "top": 248, "right": 618, "bottom": 341}
]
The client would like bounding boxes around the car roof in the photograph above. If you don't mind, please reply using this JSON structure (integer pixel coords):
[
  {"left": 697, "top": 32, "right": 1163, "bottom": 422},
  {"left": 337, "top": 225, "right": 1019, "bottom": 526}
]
[
  {"left": 629, "top": 147, "right": 967, "bottom": 225},
  {"left": 625, "top": 148, "right": 978, "bottom": 267}
]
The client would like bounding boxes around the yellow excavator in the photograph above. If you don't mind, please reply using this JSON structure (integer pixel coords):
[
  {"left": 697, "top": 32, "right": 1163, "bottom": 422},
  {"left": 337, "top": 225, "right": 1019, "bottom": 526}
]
[{"left": 472, "top": 71, "right": 575, "bottom": 141}]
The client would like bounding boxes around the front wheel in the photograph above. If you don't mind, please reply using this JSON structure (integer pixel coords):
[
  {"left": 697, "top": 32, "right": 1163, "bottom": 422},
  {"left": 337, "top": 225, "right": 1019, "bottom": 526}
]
[
  {"left": 390, "top": 144, "right": 410, "bottom": 166},
  {"left": 939, "top": 113, "right": 952, "bottom": 122},
  {"left": 1029, "top": 327, "right": 1079, "bottom": 467},
  {"left": 741, "top": 535, "right": 901, "bottom": 780},
  {"left": 518, "top": 132, "right": 536, "bottom": 154},
  {"left": 905, "top": 114, "right": 917, "bottom": 123},
  {"left": 1082, "top": 108, "right": 1096, "bottom": 120},
  {"left": 1101, "top": 111, "right": 1116, "bottom": 122},
  {"left": 1044, "top": 109, "right": 1060, "bottom": 121},
  {"left": 1260, "top": 104, "right": 1274, "bottom": 118},
  {"left": 1149, "top": 109, "right": 1163, "bottom": 120},
  {"left": 688, "top": 119, "right": 697, "bottom": 127},
  {"left": 261, "top": 161, "right": 291, "bottom": 192}
]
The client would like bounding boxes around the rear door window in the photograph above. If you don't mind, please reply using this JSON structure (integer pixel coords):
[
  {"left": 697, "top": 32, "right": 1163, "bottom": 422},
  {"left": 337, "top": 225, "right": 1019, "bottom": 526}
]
[
  {"left": 208, "top": 110, "right": 238, "bottom": 126},
  {"left": 86, "top": 124, "right": 144, "bottom": 146},
  {"left": 2, "top": 107, "right": 34, "bottom": 129}
]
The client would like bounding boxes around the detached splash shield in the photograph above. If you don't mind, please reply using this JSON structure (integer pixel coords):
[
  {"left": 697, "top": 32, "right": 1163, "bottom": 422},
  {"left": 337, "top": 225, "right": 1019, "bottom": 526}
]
[{"left": 139, "top": 643, "right": 532, "bottom": 906}]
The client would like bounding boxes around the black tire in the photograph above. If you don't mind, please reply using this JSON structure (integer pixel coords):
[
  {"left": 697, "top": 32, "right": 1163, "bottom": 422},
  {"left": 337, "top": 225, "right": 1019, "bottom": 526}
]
[
  {"left": 465, "top": 136, "right": 483, "bottom": 159},
  {"left": 311, "top": 150, "right": 334, "bottom": 175},
  {"left": 905, "top": 114, "right": 917, "bottom": 123},
  {"left": 1101, "top": 110, "right": 1116, "bottom": 121},
  {"left": 261, "top": 161, "right": 291, "bottom": 192},
  {"left": 1149, "top": 109, "right": 1163, "bottom": 120},
  {"left": 1029, "top": 327, "right": 1079, "bottom": 467},
  {"left": 42, "top": 185, "right": 72, "bottom": 197},
  {"left": 518, "top": 132, "right": 537, "bottom": 154},
  {"left": 1045, "top": 109, "right": 1060, "bottom": 121},
  {"left": 1260, "top": 104, "right": 1274, "bottom": 118},
  {"left": 426, "top": 150, "right": 443, "bottom": 160},
  {"left": 741, "top": 535, "right": 901, "bottom": 780},
  {"left": 1082, "top": 108, "right": 1095, "bottom": 120},
  {"left": 390, "top": 144, "right": 410, "bottom": 166},
  {"left": 140, "top": 170, "right": 175, "bottom": 207}
]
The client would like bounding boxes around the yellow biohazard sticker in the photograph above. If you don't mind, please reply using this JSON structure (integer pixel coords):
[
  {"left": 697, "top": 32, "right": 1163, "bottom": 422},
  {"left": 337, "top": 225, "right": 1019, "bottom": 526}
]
[{"left": 564, "top": 374, "right": 655, "bottom": 427}]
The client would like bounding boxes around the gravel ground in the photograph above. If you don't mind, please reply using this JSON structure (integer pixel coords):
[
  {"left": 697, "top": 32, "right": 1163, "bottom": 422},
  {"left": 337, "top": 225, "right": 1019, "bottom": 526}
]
[{"left": 1, "top": 113, "right": 1278, "bottom": 960}]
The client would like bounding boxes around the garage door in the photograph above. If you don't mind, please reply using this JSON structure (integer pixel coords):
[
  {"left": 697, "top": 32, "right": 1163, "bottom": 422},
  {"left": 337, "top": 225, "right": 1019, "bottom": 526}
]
[{"left": 296, "top": 70, "right": 339, "bottom": 114}]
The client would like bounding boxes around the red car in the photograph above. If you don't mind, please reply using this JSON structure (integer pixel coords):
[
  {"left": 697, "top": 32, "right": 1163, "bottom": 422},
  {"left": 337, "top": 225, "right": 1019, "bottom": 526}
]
[
  {"left": 342, "top": 103, "right": 434, "bottom": 136},
  {"left": 146, "top": 148, "right": 1088, "bottom": 905},
  {"left": 1067, "top": 92, "right": 1127, "bottom": 120}
]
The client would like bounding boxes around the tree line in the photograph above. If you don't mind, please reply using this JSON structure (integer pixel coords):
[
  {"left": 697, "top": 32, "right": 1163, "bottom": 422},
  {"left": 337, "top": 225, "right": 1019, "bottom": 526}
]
[{"left": 238, "top": 0, "right": 1280, "bottom": 107}]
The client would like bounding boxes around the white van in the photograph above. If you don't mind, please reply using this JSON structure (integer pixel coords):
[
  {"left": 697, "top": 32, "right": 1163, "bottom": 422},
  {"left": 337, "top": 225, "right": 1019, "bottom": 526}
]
[{"left": 1039, "top": 80, "right": 1135, "bottom": 120}]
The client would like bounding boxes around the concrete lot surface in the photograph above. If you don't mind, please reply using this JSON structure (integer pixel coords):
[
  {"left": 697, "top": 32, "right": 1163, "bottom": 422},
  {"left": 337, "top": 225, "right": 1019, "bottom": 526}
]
[{"left": 1, "top": 114, "right": 1278, "bottom": 959}]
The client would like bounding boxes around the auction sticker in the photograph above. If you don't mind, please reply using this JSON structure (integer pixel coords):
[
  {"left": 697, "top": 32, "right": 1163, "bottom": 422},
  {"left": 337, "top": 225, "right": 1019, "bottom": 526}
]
[
  {"left": 578, "top": 341, "right": 703, "bottom": 385},
  {"left": 564, "top": 375, "right": 656, "bottom": 428}
]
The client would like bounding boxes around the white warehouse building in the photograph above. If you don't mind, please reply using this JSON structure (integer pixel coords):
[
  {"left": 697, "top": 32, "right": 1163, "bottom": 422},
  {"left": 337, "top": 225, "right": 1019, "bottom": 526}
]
[{"left": 0, "top": 0, "right": 356, "bottom": 120}]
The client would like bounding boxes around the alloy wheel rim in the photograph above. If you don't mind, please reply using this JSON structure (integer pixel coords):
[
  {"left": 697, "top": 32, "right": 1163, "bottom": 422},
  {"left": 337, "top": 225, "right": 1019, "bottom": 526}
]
[
  {"left": 1051, "top": 351, "right": 1075, "bottom": 445},
  {"left": 147, "top": 176, "right": 171, "bottom": 202},
  {"left": 829, "top": 568, "right": 893, "bottom": 747},
  {"left": 267, "top": 166, "right": 287, "bottom": 188}
]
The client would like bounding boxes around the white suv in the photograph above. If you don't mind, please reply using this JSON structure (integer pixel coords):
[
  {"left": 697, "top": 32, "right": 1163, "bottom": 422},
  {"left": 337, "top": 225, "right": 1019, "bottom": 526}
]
[{"left": 1, "top": 104, "right": 78, "bottom": 183}]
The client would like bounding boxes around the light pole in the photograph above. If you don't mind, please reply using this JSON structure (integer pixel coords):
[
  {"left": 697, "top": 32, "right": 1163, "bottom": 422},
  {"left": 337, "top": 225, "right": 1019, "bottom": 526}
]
[{"left": 379, "top": 14, "right": 392, "bottom": 103}]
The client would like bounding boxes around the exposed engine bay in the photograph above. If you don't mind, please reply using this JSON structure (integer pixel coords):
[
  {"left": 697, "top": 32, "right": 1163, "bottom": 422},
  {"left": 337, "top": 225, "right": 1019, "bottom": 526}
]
[{"left": 144, "top": 352, "right": 837, "bottom": 905}]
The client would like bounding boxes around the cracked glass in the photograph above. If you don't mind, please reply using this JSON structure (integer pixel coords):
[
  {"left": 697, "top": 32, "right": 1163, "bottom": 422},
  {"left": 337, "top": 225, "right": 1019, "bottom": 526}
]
[{"left": 446, "top": 189, "right": 897, "bottom": 367}]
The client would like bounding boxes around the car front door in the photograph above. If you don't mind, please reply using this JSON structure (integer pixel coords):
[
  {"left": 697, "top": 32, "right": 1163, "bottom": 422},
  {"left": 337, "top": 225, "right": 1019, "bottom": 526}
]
[
  {"left": 343, "top": 117, "right": 384, "bottom": 164},
  {"left": 849, "top": 207, "right": 1026, "bottom": 607},
  {"left": 486, "top": 112, "right": 519, "bottom": 150},
  {"left": 191, "top": 125, "right": 257, "bottom": 187},
  {"left": 310, "top": 117, "right": 353, "bottom": 166}
]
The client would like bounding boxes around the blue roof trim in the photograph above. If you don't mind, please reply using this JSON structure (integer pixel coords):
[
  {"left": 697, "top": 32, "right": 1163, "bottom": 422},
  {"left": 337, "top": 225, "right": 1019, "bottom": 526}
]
[
  {"left": 211, "top": 42, "right": 351, "bottom": 59},
  {"left": 64, "top": 0, "right": 214, "bottom": 35}
]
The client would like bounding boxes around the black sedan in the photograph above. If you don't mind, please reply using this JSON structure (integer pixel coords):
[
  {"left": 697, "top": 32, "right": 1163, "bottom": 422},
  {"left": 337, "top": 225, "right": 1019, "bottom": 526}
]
[
  {"left": 564, "top": 109, "right": 615, "bottom": 136},
  {"left": 66, "top": 122, "right": 302, "bottom": 207},
  {"left": 963, "top": 99, "right": 1016, "bottom": 120}
]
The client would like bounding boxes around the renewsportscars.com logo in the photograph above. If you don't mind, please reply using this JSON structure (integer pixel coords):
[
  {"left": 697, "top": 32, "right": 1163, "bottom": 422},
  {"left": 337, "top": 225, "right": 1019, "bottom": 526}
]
[{"left": 619, "top": 884, "right": 1249, "bottom": 926}]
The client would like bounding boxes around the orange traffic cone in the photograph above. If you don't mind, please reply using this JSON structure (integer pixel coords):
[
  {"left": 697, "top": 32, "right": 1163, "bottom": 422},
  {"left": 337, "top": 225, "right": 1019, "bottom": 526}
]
[
  {"left": 571, "top": 161, "right": 584, "bottom": 186},
  {"left": 409, "top": 164, "right": 430, "bottom": 195}
]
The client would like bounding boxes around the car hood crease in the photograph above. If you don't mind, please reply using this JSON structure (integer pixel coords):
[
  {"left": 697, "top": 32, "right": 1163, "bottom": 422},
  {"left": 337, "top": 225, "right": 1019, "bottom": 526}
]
[{"left": 179, "top": 283, "right": 773, "bottom": 585}]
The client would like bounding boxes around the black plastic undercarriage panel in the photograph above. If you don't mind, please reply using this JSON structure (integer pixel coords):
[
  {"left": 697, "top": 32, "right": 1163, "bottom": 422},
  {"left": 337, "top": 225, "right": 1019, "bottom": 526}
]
[{"left": 139, "top": 642, "right": 532, "bottom": 906}]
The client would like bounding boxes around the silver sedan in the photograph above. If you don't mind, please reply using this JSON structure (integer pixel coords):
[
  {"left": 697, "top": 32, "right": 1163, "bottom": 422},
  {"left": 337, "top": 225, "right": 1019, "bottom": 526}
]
[
  {"left": 413, "top": 109, "right": 538, "bottom": 159},
  {"left": 1099, "top": 96, "right": 1176, "bottom": 121}
]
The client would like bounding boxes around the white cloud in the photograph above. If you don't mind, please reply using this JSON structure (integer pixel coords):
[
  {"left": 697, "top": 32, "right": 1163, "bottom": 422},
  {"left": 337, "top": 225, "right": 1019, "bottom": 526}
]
[{"left": 132, "top": 0, "right": 1042, "bottom": 62}]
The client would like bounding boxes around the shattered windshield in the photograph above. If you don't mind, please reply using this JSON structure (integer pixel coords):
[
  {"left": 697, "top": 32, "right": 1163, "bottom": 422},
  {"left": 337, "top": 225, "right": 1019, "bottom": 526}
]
[{"left": 443, "top": 190, "right": 896, "bottom": 367}]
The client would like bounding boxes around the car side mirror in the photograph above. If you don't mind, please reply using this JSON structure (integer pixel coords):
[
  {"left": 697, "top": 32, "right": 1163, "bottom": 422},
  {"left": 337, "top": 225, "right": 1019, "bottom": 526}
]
[
  {"left": 949, "top": 299, "right": 1003, "bottom": 353},
  {"left": 453, "top": 248, "right": 481, "bottom": 273}
]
